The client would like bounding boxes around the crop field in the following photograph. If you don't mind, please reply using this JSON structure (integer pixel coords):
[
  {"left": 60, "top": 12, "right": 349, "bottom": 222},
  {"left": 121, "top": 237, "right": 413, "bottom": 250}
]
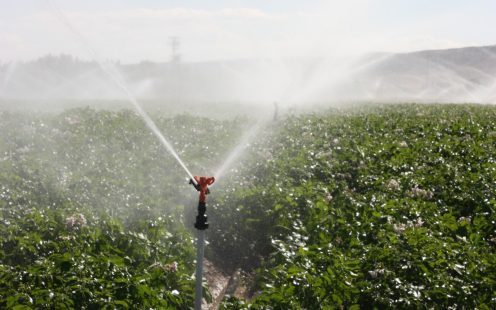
[{"left": 1, "top": 104, "right": 495, "bottom": 309}]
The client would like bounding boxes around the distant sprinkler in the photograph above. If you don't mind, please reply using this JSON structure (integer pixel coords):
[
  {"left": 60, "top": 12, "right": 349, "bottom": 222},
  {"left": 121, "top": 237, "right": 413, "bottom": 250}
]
[
  {"left": 273, "top": 101, "right": 279, "bottom": 121},
  {"left": 169, "top": 36, "right": 181, "bottom": 64}
]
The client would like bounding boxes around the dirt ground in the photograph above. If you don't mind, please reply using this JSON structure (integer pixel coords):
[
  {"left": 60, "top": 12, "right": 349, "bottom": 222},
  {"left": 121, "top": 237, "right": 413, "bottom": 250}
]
[
  {"left": 202, "top": 259, "right": 230, "bottom": 309},
  {"left": 202, "top": 259, "right": 252, "bottom": 309}
]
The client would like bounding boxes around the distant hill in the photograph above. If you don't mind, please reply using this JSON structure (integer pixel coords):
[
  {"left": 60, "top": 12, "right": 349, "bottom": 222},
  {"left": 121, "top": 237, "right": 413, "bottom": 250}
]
[
  {"left": 1, "top": 45, "right": 495, "bottom": 105},
  {"left": 337, "top": 45, "right": 496, "bottom": 103}
]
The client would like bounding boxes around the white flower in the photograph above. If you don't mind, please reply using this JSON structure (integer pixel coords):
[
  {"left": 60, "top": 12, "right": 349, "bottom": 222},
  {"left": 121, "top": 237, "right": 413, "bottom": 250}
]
[
  {"left": 65, "top": 213, "right": 87, "bottom": 230},
  {"left": 414, "top": 217, "right": 424, "bottom": 228},
  {"left": 171, "top": 289, "right": 179, "bottom": 296},
  {"left": 411, "top": 187, "right": 433, "bottom": 200},
  {"left": 387, "top": 179, "right": 400, "bottom": 191},
  {"left": 393, "top": 223, "right": 407, "bottom": 234},
  {"left": 165, "top": 261, "right": 178, "bottom": 273},
  {"left": 65, "top": 216, "right": 76, "bottom": 229},
  {"left": 368, "top": 268, "right": 385, "bottom": 279},
  {"left": 76, "top": 213, "right": 87, "bottom": 226}
]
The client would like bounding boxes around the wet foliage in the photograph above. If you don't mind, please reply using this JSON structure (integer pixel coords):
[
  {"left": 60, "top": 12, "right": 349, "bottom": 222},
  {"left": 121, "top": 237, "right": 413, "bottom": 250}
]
[
  {"left": 1, "top": 104, "right": 495, "bottom": 309},
  {"left": 215, "top": 104, "right": 496, "bottom": 309},
  {"left": 0, "top": 108, "right": 243, "bottom": 308}
]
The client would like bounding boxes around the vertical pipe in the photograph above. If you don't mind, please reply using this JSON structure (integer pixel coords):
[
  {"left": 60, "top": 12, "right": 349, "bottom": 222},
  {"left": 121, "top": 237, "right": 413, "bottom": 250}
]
[{"left": 195, "top": 229, "right": 205, "bottom": 310}]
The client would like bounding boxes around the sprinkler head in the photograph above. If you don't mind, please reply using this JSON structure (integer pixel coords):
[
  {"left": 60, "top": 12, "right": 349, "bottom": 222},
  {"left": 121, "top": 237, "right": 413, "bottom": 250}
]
[
  {"left": 191, "top": 176, "right": 215, "bottom": 231},
  {"left": 189, "top": 177, "right": 212, "bottom": 195},
  {"left": 189, "top": 178, "right": 201, "bottom": 192}
]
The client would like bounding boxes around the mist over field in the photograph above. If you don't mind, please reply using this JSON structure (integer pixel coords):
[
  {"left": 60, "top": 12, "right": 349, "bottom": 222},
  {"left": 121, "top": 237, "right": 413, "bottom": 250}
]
[
  {"left": 1, "top": 45, "right": 496, "bottom": 111},
  {"left": 1, "top": 1, "right": 496, "bottom": 113}
]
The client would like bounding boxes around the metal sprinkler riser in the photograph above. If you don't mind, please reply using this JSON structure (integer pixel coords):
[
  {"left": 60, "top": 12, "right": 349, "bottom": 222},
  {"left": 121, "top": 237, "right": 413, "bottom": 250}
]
[{"left": 190, "top": 176, "right": 215, "bottom": 310}]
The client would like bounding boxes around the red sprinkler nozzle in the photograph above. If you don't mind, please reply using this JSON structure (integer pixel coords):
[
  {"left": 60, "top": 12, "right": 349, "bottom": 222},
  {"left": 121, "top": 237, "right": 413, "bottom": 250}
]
[
  {"left": 190, "top": 176, "right": 215, "bottom": 230},
  {"left": 190, "top": 176, "right": 215, "bottom": 203}
]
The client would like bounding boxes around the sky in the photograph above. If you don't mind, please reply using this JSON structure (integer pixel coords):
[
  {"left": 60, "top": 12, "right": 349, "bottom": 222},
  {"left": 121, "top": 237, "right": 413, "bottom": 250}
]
[{"left": 0, "top": 0, "right": 495, "bottom": 63}]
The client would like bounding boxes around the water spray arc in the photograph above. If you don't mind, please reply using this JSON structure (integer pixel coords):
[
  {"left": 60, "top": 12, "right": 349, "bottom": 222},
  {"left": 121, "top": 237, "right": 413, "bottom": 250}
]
[
  {"left": 45, "top": 0, "right": 195, "bottom": 181},
  {"left": 44, "top": 3, "right": 253, "bottom": 308},
  {"left": 189, "top": 176, "right": 215, "bottom": 310}
]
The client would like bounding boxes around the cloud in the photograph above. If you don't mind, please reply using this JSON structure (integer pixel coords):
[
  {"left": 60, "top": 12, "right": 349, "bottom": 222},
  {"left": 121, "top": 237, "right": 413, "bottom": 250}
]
[
  {"left": 0, "top": 7, "right": 285, "bottom": 62},
  {"left": 58, "top": 7, "right": 280, "bottom": 21},
  {"left": 0, "top": 1, "right": 494, "bottom": 63},
  {"left": 0, "top": 33, "right": 24, "bottom": 47}
]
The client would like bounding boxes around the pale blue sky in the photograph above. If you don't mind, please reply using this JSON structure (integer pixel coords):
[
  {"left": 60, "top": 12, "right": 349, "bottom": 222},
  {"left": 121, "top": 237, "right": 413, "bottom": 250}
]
[{"left": 0, "top": 0, "right": 495, "bottom": 62}]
